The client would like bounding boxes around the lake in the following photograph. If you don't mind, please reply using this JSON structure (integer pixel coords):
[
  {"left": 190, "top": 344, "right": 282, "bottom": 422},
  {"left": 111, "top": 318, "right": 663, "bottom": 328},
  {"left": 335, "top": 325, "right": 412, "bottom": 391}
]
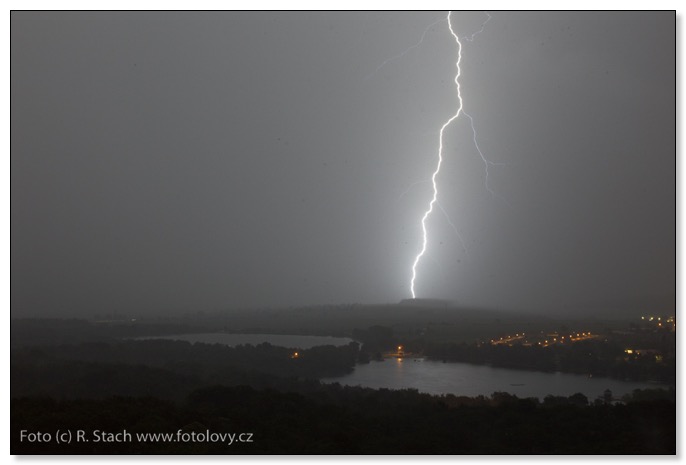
[
  {"left": 145, "top": 333, "right": 666, "bottom": 400},
  {"left": 321, "top": 357, "right": 666, "bottom": 401}
]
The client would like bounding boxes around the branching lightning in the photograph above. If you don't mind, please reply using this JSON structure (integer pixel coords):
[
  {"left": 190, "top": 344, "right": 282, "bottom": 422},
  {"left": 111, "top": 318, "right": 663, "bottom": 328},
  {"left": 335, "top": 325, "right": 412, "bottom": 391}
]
[
  {"left": 463, "top": 110, "right": 509, "bottom": 199},
  {"left": 409, "top": 11, "right": 464, "bottom": 299},
  {"left": 366, "top": 11, "right": 497, "bottom": 298},
  {"left": 409, "top": 11, "right": 498, "bottom": 299},
  {"left": 463, "top": 11, "right": 491, "bottom": 42},
  {"left": 398, "top": 179, "right": 430, "bottom": 201},
  {"left": 436, "top": 201, "right": 469, "bottom": 258},
  {"left": 365, "top": 17, "right": 446, "bottom": 80}
]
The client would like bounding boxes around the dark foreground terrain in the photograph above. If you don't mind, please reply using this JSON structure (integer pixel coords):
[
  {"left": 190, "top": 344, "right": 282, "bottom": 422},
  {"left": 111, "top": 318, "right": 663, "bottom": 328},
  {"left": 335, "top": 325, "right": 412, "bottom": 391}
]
[
  {"left": 12, "top": 386, "right": 675, "bottom": 454},
  {"left": 11, "top": 317, "right": 676, "bottom": 454}
]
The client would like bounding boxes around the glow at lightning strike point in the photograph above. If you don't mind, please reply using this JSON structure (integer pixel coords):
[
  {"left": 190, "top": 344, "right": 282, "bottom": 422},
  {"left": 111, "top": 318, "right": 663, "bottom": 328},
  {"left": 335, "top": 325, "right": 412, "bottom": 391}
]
[{"left": 409, "top": 11, "right": 463, "bottom": 299}]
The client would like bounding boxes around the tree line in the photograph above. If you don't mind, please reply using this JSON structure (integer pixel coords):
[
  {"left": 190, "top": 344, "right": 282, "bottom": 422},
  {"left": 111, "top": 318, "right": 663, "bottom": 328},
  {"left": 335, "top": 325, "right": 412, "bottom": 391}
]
[
  {"left": 12, "top": 385, "right": 675, "bottom": 454},
  {"left": 423, "top": 339, "right": 675, "bottom": 384}
]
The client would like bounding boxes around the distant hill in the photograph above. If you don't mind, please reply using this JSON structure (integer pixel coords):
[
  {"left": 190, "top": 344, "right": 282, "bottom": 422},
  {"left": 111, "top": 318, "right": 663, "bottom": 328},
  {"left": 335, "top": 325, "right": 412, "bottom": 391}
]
[{"left": 399, "top": 298, "right": 452, "bottom": 308}]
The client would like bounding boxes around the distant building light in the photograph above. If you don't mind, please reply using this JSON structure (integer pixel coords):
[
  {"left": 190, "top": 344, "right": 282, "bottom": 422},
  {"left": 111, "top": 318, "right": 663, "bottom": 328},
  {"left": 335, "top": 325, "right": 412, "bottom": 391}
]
[{"left": 625, "top": 349, "right": 633, "bottom": 354}]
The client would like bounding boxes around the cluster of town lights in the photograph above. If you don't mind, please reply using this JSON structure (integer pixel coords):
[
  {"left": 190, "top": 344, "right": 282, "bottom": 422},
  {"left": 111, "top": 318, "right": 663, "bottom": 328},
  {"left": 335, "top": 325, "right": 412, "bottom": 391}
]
[
  {"left": 640, "top": 315, "right": 675, "bottom": 329},
  {"left": 490, "top": 331, "right": 593, "bottom": 346}
]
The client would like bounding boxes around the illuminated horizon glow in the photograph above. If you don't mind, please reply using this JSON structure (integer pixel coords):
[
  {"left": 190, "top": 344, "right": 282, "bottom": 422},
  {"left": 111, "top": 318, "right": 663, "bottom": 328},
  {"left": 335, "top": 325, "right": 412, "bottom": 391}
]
[{"left": 410, "top": 11, "right": 463, "bottom": 299}]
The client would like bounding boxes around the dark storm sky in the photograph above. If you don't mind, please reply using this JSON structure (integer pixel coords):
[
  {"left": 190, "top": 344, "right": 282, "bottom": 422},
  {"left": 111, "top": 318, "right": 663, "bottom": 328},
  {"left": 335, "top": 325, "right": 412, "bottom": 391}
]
[{"left": 12, "top": 11, "right": 675, "bottom": 317}]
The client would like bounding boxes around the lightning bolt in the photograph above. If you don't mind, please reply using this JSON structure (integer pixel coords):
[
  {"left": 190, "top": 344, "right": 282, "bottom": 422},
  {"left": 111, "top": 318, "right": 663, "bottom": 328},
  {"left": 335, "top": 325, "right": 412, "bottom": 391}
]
[
  {"left": 398, "top": 181, "right": 469, "bottom": 257},
  {"left": 409, "top": 10, "right": 501, "bottom": 299},
  {"left": 409, "top": 11, "right": 464, "bottom": 299}
]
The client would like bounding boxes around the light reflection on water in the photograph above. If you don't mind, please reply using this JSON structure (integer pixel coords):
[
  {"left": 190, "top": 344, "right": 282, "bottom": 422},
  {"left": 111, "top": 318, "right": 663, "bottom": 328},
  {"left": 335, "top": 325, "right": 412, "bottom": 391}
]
[
  {"left": 322, "top": 358, "right": 667, "bottom": 400},
  {"left": 142, "top": 333, "right": 667, "bottom": 400}
]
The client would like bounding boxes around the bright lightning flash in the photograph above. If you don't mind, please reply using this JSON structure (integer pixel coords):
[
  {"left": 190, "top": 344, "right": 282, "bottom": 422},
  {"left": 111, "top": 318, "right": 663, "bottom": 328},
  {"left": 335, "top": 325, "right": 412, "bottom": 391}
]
[{"left": 410, "top": 11, "right": 468, "bottom": 299}]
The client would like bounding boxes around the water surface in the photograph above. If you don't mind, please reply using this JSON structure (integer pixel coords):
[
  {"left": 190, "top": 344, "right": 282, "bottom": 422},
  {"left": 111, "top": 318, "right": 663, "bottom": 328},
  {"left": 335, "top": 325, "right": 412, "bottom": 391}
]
[
  {"left": 143, "top": 333, "right": 666, "bottom": 400},
  {"left": 321, "top": 358, "right": 665, "bottom": 400}
]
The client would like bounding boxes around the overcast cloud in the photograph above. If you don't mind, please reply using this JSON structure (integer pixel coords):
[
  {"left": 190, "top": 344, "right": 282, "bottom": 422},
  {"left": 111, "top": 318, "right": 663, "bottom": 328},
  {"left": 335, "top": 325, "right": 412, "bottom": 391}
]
[{"left": 11, "top": 11, "right": 675, "bottom": 317}]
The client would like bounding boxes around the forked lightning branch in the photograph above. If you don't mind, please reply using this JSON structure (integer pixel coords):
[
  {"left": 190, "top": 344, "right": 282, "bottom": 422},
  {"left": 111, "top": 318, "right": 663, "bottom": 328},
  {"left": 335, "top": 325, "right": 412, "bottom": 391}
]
[{"left": 409, "top": 11, "right": 495, "bottom": 299}]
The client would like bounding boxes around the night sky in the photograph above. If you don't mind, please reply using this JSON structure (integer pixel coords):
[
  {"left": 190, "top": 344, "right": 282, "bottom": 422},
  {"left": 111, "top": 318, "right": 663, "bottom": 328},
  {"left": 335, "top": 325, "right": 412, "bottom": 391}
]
[{"left": 11, "top": 11, "right": 675, "bottom": 317}]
